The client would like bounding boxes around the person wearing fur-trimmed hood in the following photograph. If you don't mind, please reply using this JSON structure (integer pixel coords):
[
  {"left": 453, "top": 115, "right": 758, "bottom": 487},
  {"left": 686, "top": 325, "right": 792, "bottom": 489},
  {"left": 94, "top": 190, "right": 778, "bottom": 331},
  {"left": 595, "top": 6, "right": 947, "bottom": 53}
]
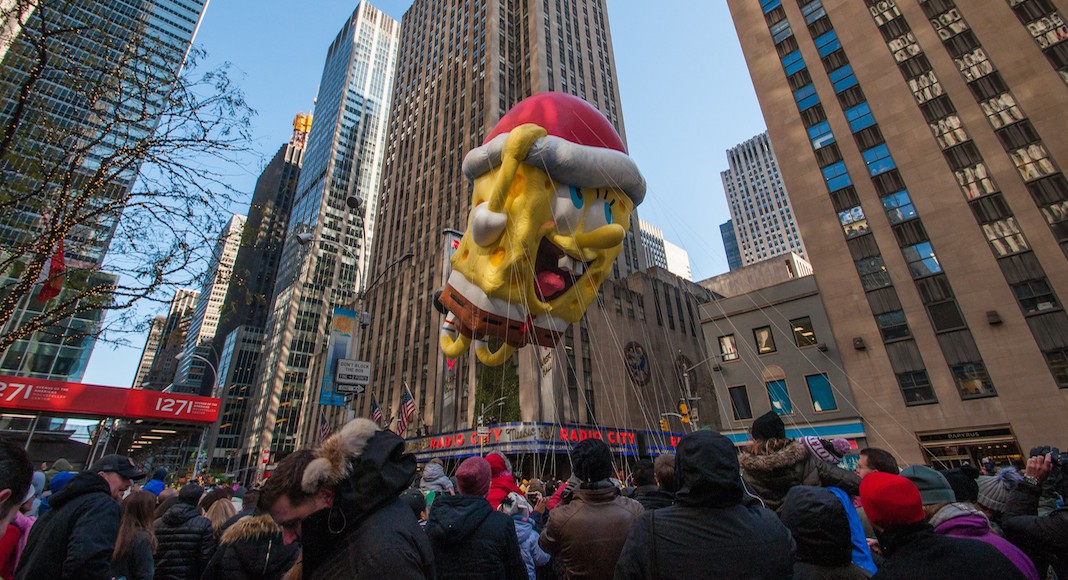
[
  {"left": 259, "top": 418, "right": 434, "bottom": 579},
  {"left": 201, "top": 513, "right": 299, "bottom": 580},
  {"left": 738, "top": 410, "right": 861, "bottom": 512}
]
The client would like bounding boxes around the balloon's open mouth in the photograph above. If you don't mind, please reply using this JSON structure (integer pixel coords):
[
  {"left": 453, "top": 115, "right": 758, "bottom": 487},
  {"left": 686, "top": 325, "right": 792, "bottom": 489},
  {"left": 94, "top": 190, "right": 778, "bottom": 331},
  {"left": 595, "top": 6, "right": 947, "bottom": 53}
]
[{"left": 533, "top": 237, "right": 586, "bottom": 302}]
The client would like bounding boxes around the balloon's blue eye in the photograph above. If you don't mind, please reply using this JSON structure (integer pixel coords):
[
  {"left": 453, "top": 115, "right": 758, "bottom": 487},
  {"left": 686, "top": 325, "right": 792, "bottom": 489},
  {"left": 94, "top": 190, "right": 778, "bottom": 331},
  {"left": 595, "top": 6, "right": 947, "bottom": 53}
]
[
  {"left": 603, "top": 201, "right": 614, "bottom": 225},
  {"left": 570, "top": 186, "right": 583, "bottom": 209}
]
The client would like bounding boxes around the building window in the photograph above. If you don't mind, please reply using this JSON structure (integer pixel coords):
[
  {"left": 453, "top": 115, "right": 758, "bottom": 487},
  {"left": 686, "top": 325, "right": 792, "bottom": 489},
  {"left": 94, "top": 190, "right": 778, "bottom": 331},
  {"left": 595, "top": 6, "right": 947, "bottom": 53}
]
[
  {"left": 782, "top": 49, "right": 806, "bottom": 75},
  {"left": 794, "top": 83, "right": 820, "bottom": 111},
  {"left": 829, "top": 64, "right": 858, "bottom": 93},
  {"left": 856, "top": 255, "right": 892, "bottom": 290},
  {"left": 927, "top": 300, "right": 966, "bottom": 332},
  {"left": 862, "top": 144, "right": 896, "bottom": 175},
  {"left": 1012, "top": 279, "right": 1059, "bottom": 313},
  {"left": 839, "top": 206, "right": 870, "bottom": 238},
  {"left": 805, "top": 373, "right": 838, "bottom": 412},
  {"left": 807, "top": 120, "right": 835, "bottom": 149},
  {"left": 822, "top": 161, "right": 852, "bottom": 191},
  {"left": 729, "top": 385, "right": 753, "bottom": 420},
  {"left": 754, "top": 326, "right": 777, "bottom": 354},
  {"left": 876, "top": 310, "right": 911, "bottom": 341},
  {"left": 766, "top": 380, "right": 793, "bottom": 415},
  {"left": 903, "top": 242, "right": 942, "bottom": 278},
  {"left": 719, "top": 334, "right": 739, "bottom": 362},
  {"left": 842, "top": 104, "right": 873, "bottom": 135},
  {"left": 1044, "top": 348, "right": 1068, "bottom": 388},
  {"left": 791, "top": 316, "right": 818, "bottom": 347},
  {"left": 897, "top": 371, "right": 937, "bottom": 405},
  {"left": 1011, "top": 143, "right": 1057, "bottom": 181},
  {"left": 814, "top": 30, "right": 841, "bottom": 56},
  {"left": 982, "top": 217, "right": 1029, "bottom": 257},
  {"left": 950, "top": 362, "right": 997, "bottom": 399},
  {"left": 882, "top": 190, "right": 917, "bottom": 223}
]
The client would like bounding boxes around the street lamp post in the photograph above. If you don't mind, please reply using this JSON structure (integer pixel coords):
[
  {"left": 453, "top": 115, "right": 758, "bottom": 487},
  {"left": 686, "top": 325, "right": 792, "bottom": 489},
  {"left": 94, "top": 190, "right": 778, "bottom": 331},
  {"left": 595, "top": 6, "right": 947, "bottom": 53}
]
[{"left": 191, "top": 353, "right": 219, "bottom": 479}]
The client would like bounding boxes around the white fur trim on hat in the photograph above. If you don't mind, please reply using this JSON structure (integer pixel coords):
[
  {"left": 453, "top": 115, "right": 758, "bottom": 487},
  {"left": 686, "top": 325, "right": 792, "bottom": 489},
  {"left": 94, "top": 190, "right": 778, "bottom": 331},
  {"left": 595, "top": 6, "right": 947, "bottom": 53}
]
[
  {"left": 302, "top": 418, "right": 380, "bottom": 493},
  {"left": 462, "top": 133, "right": 646, "bottom": 206}
]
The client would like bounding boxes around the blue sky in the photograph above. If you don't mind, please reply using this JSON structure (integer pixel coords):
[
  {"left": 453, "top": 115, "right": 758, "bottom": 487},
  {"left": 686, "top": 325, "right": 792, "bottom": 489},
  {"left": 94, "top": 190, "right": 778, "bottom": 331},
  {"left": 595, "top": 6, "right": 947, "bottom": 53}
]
[{"left": 81, "top": 0, "right": 767, "bottom": 387}]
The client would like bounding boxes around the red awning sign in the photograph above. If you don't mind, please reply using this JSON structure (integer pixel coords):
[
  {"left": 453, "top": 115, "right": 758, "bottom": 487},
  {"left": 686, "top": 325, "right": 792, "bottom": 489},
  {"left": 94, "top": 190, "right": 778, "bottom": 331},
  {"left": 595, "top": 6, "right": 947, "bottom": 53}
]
[{"left": 0, "top": 375, "right": 220, "bottom": 424}]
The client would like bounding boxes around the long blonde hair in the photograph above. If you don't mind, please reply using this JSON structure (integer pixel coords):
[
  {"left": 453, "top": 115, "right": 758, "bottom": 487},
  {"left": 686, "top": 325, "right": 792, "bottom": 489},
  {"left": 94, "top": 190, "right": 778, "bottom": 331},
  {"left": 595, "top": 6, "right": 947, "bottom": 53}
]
[
  {"left": 746, "top": 437, "right": 792, "bottom": 456},
  {"left": 205, "top": 498, "right": 236, "bottom": 532}
]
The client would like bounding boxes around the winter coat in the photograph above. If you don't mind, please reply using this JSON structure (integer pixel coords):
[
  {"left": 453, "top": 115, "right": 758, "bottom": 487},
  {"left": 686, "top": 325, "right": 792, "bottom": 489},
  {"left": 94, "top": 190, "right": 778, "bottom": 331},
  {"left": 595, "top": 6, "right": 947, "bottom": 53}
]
[
  {"left": 0, "top": 511, "right": 34, "bottom": 577},
  {"left": 540, "top": 483, "right": 643, "bottom": 580},
  {"left": 143, "top": 479, "right": 166, "bottom": 496},
  {"left": 202, "top": 514, "right": 299, "bottom": 580},
  {"left": 153, "top": 502, "right": 215, "bottom": 580},
  {"left": 420, "top": 463, "right": 455, "bottom": 493},
  {"left": 487, "top": 474, "right": 524, "bottom": 510},
  {"left": 780, "top": 486, "right": 870, "bottom": 580},
  {"left": 614, "top": 431, "right": 795, "bottom": 580},
  {"left": 14, "top": 471, "right": 119, "bottom": 580},
  {"left": 111, "top": 529, "right": 154, "bottom": 580},
  {"left": 1001, "top": 479, "right": 1068, "bottom": 580},
  {"left": 426, "top": 494, "right": 526, "bottom": 580},
  {"left": 738, "top": 440, "right": 861, "bottom": 512},
  {"left": 512, "top": 515, "right": 550, "bottom": 580},
  {"left": 929, "top": 503, "right": 1038, "bottom": 580},
  {"left": 872, "top": 522, "right": 1027, "bottom": 580},
  {"left": 629, "top": 485, "right": 673, "bottom": 511},
  {"left": 826, "top": 487, "right": 877, "bottom": 574},
  {"left": 298, "top": 429, "right": 434, "bottom": 579}
]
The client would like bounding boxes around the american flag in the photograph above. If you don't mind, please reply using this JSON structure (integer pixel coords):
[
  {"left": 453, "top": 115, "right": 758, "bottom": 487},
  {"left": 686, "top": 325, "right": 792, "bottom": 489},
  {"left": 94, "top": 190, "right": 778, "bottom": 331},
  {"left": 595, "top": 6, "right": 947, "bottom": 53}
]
[
  {"left": 397, "top": 384, "right": 416, "bottom": 436},
  {"left": 318, "top": 414, "right": 331, "bottom": 444},
  {"left": 371, "top": 394, "right": 383, "bottom": 426}
]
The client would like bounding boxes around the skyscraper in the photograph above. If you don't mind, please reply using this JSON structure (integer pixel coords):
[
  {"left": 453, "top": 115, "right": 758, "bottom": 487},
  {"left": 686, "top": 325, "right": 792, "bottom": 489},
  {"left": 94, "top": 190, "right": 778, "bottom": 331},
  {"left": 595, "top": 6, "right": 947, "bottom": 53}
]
[
  {"left": 173, "top": 214, "right": 246, "bottom": 394},
  {"left": 0, "top": 0, "right": 209, "bottom": 381},
  {"left": 729, "top": 0, "right": 1068, "bottom": 464},
  {"left": 636, "top": 218, "right": 694, "bottom": 281},
  {"left": 363, "top": 0, "right": 640, "bottom": 432},
  {"left": 142, "top": 289, "right": 199, "bottom": 391},
  {"left": 721, "top": 132, "right": 807, "bottom": 267},
  {"left": 247, "top": 2, "right": 399, "bottom": 460},
  {"left": 721, "top": 219, "right": 744, "bottom": 271},
  {"left": 131, "top": 316, "right": 166, "bottom": 389},
  {"left": 203, "top": 116, "right": 307, "bottom": 470}
]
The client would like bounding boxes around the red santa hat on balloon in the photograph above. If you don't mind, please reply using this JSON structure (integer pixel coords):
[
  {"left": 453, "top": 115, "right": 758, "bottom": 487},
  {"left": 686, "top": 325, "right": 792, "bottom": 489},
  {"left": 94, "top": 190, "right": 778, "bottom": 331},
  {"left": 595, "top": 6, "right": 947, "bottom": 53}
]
[{"left": 461, "top": 92, "right": 646, "bottom": 206}]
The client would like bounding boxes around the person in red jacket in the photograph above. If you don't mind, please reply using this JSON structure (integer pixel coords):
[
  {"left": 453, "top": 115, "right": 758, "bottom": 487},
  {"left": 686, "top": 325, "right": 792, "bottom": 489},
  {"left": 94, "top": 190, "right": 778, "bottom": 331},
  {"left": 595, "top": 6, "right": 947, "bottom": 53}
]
[{"left": 486, "top": 452, "right": 523, "bottom": 510}]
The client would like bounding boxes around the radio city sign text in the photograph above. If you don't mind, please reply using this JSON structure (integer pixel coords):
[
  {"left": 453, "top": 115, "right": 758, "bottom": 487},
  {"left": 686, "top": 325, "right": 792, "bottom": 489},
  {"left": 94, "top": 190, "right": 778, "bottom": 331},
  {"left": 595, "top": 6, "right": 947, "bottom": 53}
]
[{"left": 410, "top": 422, "right": 680, "bottom": 453}]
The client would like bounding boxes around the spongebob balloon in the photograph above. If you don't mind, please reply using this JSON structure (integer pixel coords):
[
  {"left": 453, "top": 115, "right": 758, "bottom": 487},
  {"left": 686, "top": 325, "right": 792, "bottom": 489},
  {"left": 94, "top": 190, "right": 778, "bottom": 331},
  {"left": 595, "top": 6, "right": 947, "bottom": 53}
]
[{"left": 439, "top": 92, "right": 646, "bottom": 366}]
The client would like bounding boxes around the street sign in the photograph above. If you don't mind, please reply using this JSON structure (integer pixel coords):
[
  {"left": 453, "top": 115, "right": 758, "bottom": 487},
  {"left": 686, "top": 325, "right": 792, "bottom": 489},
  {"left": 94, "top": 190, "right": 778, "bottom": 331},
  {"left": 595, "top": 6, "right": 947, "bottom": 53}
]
[{"left": 336, "top": 359, "right": 371, "bottom": 386}]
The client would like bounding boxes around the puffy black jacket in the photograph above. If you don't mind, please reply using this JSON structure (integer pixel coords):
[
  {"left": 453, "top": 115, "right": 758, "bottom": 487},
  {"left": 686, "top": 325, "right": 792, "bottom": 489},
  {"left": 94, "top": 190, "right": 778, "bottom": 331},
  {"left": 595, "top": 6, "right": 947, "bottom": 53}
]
[
  {"left": 1001, "top": 479, "right": 1068, "bottom": 579},
  {"left": 427, "top": 494, "right": 526, "bottom": 580},
  {"left": 202, "top": 514, "right": 298, "bottom": 580},
  {"left": 299, "top": 430, "right": 435, "bottom": 579},
  {"left": 630, "top": 485, "right": 674, "bottom": 511},
  {"left": 14, "top": 472, "right": 120, "bottom": 580},
  {"left": 780, "top": 486, "right": 871, "bottom": 580},
  {"left": 872, "top": 522, "right": 1027, "bottom": 580},
  {"left": 739, "top": 440, "right": 861, "bottom": 512},
  {"left": 153, "top": 502, "right": 215, "bottom": 580},
  {"left": 614, "top": 431, "right": 795, "bottom": 580}
]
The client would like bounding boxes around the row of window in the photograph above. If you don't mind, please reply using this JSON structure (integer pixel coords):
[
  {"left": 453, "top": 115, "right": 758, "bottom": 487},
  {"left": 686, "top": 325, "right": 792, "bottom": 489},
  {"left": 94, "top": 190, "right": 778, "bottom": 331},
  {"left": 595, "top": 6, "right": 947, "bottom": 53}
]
[
  {"left": 727, "top": 373, "right": 839, "bottom": 421},
  {"left": 718, "top": 316, "right": 818, "bottom": 361}
]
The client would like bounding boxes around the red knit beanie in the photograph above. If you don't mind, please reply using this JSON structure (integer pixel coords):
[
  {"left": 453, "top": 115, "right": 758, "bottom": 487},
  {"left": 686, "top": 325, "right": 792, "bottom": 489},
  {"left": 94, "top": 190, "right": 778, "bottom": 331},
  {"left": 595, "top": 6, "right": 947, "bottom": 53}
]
[
  {"left": 486, "top": 452, "right": 509, "bottom": 477},
  {"left": 456, "top": 456, "right": 492, "bottom": 497},
  {"left": 860, "top": 472, "right": 925, "bottom": 529}
]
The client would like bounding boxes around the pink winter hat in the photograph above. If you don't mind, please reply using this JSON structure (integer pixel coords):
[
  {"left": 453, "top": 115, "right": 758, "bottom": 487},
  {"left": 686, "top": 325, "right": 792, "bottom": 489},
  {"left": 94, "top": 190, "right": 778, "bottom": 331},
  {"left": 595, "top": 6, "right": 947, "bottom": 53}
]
[{"left": 456, "top": 457, "right": 492, "bottom": 497}]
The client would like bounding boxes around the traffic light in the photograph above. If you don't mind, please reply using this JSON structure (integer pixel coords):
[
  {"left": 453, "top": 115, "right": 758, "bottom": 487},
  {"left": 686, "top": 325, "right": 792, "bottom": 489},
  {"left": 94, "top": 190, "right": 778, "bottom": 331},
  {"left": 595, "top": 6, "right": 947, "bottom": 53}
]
[
  {"left": 659, "top": 418, "right": 669, "bottom": 431},
  {"left": 678, "top": 401, "right": 691, "bottom": 424}
]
